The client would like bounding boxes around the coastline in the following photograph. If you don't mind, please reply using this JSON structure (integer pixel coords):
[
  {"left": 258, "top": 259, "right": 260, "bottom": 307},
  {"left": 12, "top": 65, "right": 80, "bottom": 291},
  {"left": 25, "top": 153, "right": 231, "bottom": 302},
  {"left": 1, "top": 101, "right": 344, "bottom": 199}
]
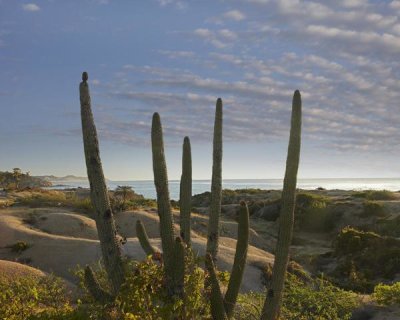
[{"left": 46, "top": 178, "right": 400, "bottom": 200}]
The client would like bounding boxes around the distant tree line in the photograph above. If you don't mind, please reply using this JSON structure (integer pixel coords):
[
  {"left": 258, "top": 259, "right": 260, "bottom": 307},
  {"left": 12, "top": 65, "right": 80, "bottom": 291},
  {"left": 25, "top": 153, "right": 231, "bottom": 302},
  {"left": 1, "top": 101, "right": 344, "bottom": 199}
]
[{"left": 0, "top": 168, "right": 52, "bottom": 190}]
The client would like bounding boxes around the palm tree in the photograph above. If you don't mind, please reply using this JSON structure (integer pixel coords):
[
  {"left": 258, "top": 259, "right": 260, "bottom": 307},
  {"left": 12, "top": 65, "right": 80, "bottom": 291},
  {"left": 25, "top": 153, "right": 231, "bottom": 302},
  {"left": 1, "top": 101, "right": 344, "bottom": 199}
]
[
  {"left": 114, "top": 185, "right": 135, "bottom": 211},
  {"left": 12, "top": 168, "right": 22, "bottom": 190}
]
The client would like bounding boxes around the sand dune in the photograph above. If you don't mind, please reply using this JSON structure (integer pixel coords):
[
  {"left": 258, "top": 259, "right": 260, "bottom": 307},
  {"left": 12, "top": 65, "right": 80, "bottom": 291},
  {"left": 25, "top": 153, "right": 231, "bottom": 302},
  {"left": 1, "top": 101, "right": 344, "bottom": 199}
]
[
  {"left": 0, "top": 259, "right": 46, "bottom": 281},
  {"left": 0, "top": 207, "right": 274, "bottom": 292}
]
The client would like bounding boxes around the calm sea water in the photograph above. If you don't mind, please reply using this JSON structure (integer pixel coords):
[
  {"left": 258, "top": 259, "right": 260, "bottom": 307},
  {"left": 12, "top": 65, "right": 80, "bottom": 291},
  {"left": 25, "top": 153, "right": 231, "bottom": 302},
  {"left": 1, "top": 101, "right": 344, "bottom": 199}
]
[{"left": 50, "top": 178, "right": 400, "bottom": 200}]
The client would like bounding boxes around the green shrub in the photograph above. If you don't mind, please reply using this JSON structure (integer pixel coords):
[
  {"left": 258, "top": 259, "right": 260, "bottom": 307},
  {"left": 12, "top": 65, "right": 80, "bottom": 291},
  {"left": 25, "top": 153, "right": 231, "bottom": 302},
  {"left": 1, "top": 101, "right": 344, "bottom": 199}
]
[
  {"left": 373, "top": 282, "right": 400, "bottom": 306},
  {"left": 373, "top": 216, "right": 400, "bottom": 237},
  {"left": 235, "top": 274, "right": 359, "bottom": 320},
  {"left": 18, "top": 191, "right": 95, "bottom": 214},
  {"left": 0, "top": 275, "right": 72, "bottom": 320},
  {"left": 352, "top": 190, "right": 397, "bottom": 201},
  {"left": 332, "top": 227, "right": 400, "bottom": 292},
  {"left": 74, "top": 253, "right": 210, "bottom": 319},
  {"left": 7, "top": 241, "right": 30, "bottom": 253},
  {"left": 19, "top": 191, "right": 67, "bottom": 208},
  {"left": 361, "top": 201, "right": 387, "bottom": 218},
  {"left": 295, "top": 193, "right": 335, "bottom": 232}
]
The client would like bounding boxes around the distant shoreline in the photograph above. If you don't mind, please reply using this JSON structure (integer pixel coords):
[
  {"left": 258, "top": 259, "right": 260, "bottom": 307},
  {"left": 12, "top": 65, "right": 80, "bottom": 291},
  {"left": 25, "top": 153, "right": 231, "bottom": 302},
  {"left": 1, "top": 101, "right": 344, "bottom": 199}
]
[{"left": 46, "top": 178, "right": 400, "bottom": 200}]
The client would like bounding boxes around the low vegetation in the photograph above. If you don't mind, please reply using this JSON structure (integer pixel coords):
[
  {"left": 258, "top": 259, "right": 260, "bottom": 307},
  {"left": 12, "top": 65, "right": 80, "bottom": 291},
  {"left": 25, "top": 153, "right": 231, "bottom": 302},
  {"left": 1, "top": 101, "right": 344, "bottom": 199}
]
[
  {"left": 0, "top": 275, "right": 72, "bottom": 320},
  {"left": 373, "top": 282, "right": 400, "bottom": 306},
  {"left": 7, "top": 241, "right": 31, "bottom": 254},
  {"left": 361, "top": 200, "right": 387, "bottom": 218},
  {"left": 18, "top": 190, "right": 94, "bottom": 213},
  {"left": 294, "top": 193, "right": 337, "bottom": 232},
  {"left": 332, "top": 227, "right": 400, "bottom": 293},
  {"left": 0, "top": 258, "right": 362, "bottom": 320},
  {"left": 352, "top": 190, "right": 397, "bottom": 201}
]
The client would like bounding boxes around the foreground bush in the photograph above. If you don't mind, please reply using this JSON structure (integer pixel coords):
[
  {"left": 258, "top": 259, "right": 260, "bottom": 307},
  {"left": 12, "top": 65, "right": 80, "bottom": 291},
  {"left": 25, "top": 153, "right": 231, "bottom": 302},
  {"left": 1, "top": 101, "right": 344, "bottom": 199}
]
[
  {"left": 73, "top": 254, "right": 211, "bottom": 320},
  {"left": 0, "top": 275, "right": 72, "bottom": 320},
  {"left": 235, "top": 274, "right": 359, "bottom": 320},
  {"left": 0, "top": 257, "right": 362, "bottom": 320},
  {"left": 373, "top": 282, "right": 400, "bottom": 306}
]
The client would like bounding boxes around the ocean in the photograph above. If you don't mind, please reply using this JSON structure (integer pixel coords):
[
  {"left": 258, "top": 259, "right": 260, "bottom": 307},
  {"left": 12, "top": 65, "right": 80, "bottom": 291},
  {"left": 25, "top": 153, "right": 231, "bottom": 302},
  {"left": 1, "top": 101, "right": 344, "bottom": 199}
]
[{"left": 50, "top": 178, "right": 400, "bottom": 200}]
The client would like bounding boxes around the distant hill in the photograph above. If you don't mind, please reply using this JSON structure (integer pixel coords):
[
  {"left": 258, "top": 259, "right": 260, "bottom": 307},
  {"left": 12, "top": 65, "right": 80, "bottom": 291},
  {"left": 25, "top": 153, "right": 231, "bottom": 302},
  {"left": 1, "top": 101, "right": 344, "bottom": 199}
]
[{"left": 35, "top": 175, "right": 89, "bottom": 182}]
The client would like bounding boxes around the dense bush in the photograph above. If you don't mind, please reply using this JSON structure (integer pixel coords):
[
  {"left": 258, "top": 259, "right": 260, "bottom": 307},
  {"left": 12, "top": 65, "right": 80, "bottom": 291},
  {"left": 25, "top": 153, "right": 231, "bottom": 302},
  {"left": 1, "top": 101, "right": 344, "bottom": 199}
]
[
  {"left": 235, "top": 274, "right": 359, "bottom": 320},
  {"left": 0, "top": 275, "right": 72, "bottom": 320},
  {"left": 361, "top": 201, "right": 387, "bottom": 218},
  {"left": 0, "top": 257, "right": 362, "bottom": 320},
  {"left": 373, "top": 282, "right": 400, "bottom": 306},
  {"left": 294, "top": 193, "right": 336, "bottom": 232},
  {"left": 73, "top": 253, "right": 211, "bottom": 320},
  {"left": 332, "top": 227, "right": 400, "bottom": 293}
]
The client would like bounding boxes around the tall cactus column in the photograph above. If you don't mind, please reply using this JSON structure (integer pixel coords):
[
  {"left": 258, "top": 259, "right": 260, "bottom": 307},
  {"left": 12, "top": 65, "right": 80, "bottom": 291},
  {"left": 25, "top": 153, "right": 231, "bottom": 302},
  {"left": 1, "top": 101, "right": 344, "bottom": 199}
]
[
  {"left": 180, "top": 136, "right": 192, "bottom": 245},
  {"left": 79, "top": 72, "right": 125, "bottom": 295},
  {"left": 151, "top": 112, "right": 176, "bottom": 296},
  {"left": 206, "top": 201, "right": 249, "bottom": 319},
  {"left": 207, "top": 98, "right": 223, "bottom": 261},
  {"left": 261, "top": 90, "right": 302, "bottom": 320}
]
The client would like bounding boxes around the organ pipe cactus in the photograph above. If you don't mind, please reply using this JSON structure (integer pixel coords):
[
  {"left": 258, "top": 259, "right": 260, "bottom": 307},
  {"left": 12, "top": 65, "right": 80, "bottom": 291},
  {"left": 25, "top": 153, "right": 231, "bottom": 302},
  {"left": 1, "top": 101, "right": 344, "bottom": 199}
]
[
  {"left": 80, "top": 76, "right": 249, "bottom": 313},
  {"left": 79, "top": 72, "right": 125, "bottom": 297},
  {"left": 206, "top": 201, "right": 249, "bottom": 319},
  {"left": 136, "top": 220, "right": 159, "bottom": 257},
  {"left": 207, "top": 98, "right": 223, "bottom": 261},
  {"left": 151, "top": 112, "right": 176, "bottom": 295},
  {"left": 260, "top": 90, "right": 302, "bottom": 320},
  {"left": 84, "top": 266, "right": 113, "bottom": 303},
  {"left": 179, "top": 136, "right": 192, "bottom": 245}
]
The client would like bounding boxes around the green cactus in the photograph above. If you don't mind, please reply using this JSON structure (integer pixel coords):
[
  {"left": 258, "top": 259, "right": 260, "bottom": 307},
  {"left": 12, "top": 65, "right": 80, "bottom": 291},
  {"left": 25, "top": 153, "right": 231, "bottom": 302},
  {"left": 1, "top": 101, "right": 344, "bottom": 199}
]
[
  {"left": 79, "top": 72, "right": 124, "bottom": 296},
  {"left": 206, "top": 201, "right": 249, "bottom": 319},
  {"left": 205, "top": 253, "right": 228, "bottom": 320},
  {"left": 136, "top": 219, "right": 159, "bottom": 257},
  {"left": 151, "top": 112, "right": 176, "bottom": 295},
  {"left": 173, "top": 237, "right": 185, "bottom": 298},
  {"left": 180, "top": 136, "right": 192, "bottom": 245},
  {"left": 224, "top": 201, "right": 249, "bottom": 318},
  {"left": 80, "top": 75, "right": 249, "bottom": 313},
  {"left": 207, "top": 98, "right": 223, "bottom": 261},
  {"left": 260, "top": 90, "right": 302, "bottom": 320},
  {"left": 84, "top": 266, "right": 113, "bottom": 303}
]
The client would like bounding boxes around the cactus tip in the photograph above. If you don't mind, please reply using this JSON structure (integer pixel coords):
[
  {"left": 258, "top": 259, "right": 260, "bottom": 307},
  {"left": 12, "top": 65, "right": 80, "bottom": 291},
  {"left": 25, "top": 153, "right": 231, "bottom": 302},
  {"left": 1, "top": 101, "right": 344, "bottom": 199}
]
[
  {"left": 82, "top": 72, "right": 88, "bottom": 82},
  {"left": 239, "top": 200, "right": 246, "bottom": 206},
  {"left": 294, "top": 89, "right": 301, "bottom": 96},
  {"left": 152, "top": 112, "right": 161, "bottom": 122},
  {"left": 216, "top": 97, "right": 222, "bottom": 105}
]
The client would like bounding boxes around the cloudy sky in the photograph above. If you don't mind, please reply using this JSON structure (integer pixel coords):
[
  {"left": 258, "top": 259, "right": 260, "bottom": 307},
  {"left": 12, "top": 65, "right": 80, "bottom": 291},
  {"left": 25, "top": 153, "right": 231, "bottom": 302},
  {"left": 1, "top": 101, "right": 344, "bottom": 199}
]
[{"left": 1, "top": 0, "right": 399, "bottom": 180}]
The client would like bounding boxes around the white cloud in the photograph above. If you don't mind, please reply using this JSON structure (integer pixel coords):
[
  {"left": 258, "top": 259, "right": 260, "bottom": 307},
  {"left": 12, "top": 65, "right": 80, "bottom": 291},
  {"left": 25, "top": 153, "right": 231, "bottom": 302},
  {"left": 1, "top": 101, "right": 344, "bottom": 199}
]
[
  {"left": 390, "top": 1, "right": 400, "bottom": 9},
  {"left": 22, "top": 3, "right": 40, "bottom": 12},
  {"left": 192, "top": 28, "right": 237, "bottom": 48},
  {"left": 159, "top": 50, "right": 195, "bottom": 59},
  {"left": 340, "top": 0, "right": 367, "bottom": 8},
  {"left": 158, "top": 0, "right": 186, "bottom": 9},
  {"left": 223, "top": 10, "right": 246, "bottom": 21}
]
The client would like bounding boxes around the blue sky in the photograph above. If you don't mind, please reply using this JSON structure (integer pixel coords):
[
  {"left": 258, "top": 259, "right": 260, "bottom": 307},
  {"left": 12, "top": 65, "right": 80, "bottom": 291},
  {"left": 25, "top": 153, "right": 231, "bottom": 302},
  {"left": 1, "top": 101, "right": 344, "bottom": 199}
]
[{"left": 1, "top": 0, "right": 400, "bottom": 180}]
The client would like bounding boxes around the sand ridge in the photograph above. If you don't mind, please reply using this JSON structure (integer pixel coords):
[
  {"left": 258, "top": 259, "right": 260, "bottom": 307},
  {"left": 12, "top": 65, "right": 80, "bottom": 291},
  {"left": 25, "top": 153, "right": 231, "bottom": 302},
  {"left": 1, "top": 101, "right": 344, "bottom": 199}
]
[{"left": 0, "top": 207, "right": 274, "bottom": 292}]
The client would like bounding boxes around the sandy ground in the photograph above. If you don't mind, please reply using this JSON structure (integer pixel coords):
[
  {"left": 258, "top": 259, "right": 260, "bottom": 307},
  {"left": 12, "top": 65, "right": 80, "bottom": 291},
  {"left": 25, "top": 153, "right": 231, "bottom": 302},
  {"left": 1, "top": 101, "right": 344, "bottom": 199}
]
[
  {"left": 0, "top": 259, "right": 46, "bottom": 281},
  {"left": 0, "top": 207, "right": 274, "bottom": 292}
]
